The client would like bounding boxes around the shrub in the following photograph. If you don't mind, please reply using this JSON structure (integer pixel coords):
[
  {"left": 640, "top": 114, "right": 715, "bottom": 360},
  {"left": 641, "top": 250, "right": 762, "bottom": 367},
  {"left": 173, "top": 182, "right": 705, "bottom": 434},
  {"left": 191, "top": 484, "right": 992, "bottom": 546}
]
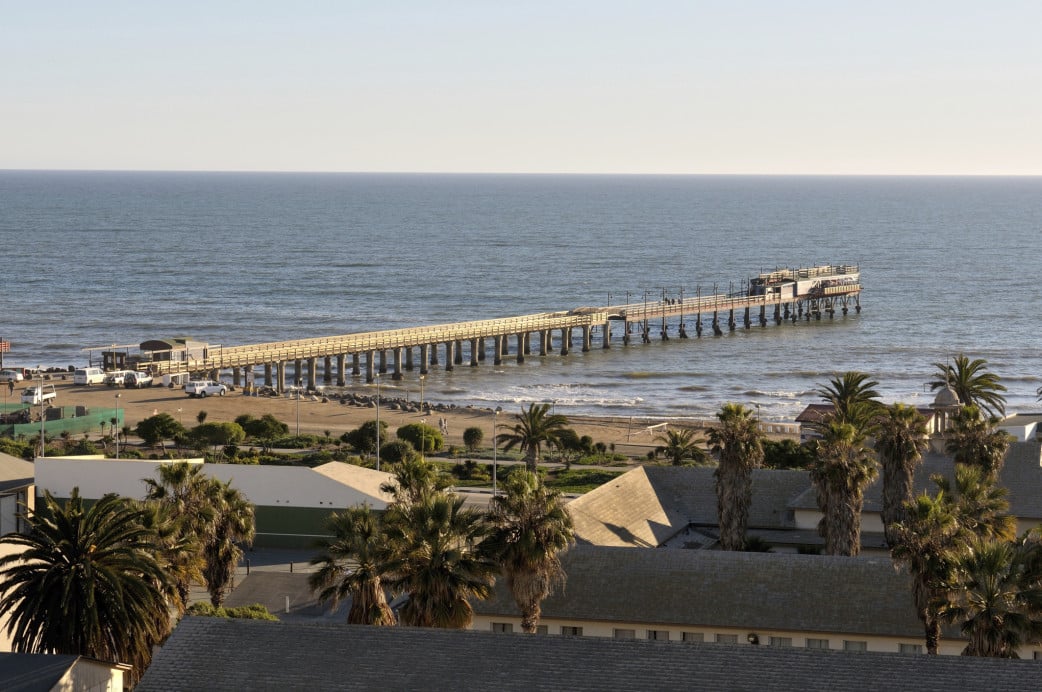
[
  {"left": 396, "top": 422, "right": 443, "bottom": 453},
  {"left": 462, "top": 426, "right": 484, "bottom": 452},
  {"left": 378, "top": 440, "right": 417, "bottom": 465}
]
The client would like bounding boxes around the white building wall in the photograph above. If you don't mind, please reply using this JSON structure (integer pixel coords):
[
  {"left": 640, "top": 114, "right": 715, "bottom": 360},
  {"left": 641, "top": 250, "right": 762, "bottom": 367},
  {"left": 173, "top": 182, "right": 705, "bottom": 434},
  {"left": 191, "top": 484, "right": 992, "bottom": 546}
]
[
  {"left": 202, "top": 463, "right": 389, "bottom": 510},
  {"left": 34, "top": 457, "right": 204, "bottom": 501}
]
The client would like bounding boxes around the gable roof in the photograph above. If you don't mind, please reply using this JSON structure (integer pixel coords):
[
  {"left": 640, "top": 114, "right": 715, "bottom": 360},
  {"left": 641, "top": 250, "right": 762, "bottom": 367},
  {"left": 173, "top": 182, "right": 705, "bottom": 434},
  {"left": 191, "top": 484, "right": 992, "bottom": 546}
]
[
  {"left": 473, "top": 546, "right": 925, "bottom": 637},
  {"left": 0, "top": 653, "right": 80, "bottom": 692},
  {"left": 0, "top": 453, "right": 33, "bottom": 493},
  {"left": 138, "top": 617, "right": 1042, "bottom": 692},
  {"left": 569, "top": 466, "right": 808, "bottom": 547}
]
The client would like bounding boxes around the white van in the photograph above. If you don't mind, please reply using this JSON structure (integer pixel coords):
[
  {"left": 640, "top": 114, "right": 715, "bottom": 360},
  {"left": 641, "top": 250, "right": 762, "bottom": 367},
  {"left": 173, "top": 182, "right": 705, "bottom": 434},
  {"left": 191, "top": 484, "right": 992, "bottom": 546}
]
[
  {"left": 104, "top": 370, "right": 133, "bottom": 386},
  {"left": 73, "top": 367, "right": 106, "bottom": 386}
]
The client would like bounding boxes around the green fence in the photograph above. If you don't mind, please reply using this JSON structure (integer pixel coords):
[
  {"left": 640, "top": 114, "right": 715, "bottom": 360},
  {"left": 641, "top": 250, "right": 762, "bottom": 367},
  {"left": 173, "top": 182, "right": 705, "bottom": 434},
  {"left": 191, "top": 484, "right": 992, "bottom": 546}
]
[{"left": 0, "top": 404, "right": 122, "bottom": 439}]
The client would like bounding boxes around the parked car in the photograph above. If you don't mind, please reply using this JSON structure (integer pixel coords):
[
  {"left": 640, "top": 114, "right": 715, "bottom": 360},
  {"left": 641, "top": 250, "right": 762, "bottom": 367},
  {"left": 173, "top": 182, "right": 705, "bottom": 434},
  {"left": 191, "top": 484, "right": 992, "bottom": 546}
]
[
  {"left": 104, "top": 370, "right": 133, "bottom": 386},
  {"left": 124, "top": 371, "right": 154, "bottom": 389},
  {"left": 0, "top": 370, "right": 24, "bottom": 383},
  {"left": 74, "top": 367, "right": 106, "bottom": 386},
  {"left": 21, "top": 384, "right": 56, "bottom": 405},
  {"left": 184, "top": 380, "right": 228, "bottom": 397}
]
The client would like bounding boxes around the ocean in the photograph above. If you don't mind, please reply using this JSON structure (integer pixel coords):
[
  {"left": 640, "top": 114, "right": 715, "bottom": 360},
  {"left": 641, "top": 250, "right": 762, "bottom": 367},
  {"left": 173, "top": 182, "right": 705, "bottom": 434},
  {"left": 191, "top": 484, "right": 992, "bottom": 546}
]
[{"left": 1, "top": 171, "right": 1039, "bottom": 421}]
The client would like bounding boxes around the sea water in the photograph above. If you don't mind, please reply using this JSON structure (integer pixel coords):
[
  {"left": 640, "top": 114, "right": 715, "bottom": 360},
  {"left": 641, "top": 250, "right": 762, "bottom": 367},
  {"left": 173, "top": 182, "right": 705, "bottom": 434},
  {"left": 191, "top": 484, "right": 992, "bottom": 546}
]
[{"left": 1, "top": 171, "right": 1039, "bottom": 421}]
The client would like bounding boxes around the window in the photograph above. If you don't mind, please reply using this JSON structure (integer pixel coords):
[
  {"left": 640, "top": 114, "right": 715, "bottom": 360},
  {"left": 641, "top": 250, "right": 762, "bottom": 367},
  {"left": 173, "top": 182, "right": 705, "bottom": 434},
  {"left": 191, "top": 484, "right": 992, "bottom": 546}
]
[
  {"left": 614, "top": 629, "right": 636, "bottom": 640},
  {"left": 899, "top": 643, "right": 923, "bottom": 655},
  {"left": 806, "top": 638, "right": 829, "bottom": 650},
  {"left": 715, "top": 634, "right": 738, "bottom": 644},
  {"left": 769, "top": 637, "right": 792, "bottom": 648},
  {"left": 491, "top": 622, "right": 513, "bottom": 633},
  {"left": 843, "top": 640, "right": 867, "bottom": 652},
  {"left": 536, "top": 625, "right": 548, "bottom": 635},
  {"left": 682, "top": 632, "right": 704, "bottom": 643},
  {"left": 647, "top": 630, "right": 669, "bottom": 641},
  {"left": 1034, "top": 651, "right": 1042, "bottom": 660},
  {"left": 561, "top": 626, "right": 583, "bottom": 637}
]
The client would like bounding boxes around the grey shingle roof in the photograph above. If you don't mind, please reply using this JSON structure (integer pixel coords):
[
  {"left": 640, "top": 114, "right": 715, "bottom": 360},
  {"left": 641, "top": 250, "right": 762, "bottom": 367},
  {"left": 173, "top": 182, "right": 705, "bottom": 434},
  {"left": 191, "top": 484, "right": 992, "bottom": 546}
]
[
  {"left": 473, "top": 545, "right": 925, "bottom": 637},
  {"left": 0, "top": 653, "right": 78, "bottom": 692},
  {"left": 569, "top": 466, "right": 808, "bottom": 547},
  {"left": 137, "top": 617, "right": 1042, "bottom": 692},
  {"left": 790, "top": 441, "right": 1042, "bottom": 519}
]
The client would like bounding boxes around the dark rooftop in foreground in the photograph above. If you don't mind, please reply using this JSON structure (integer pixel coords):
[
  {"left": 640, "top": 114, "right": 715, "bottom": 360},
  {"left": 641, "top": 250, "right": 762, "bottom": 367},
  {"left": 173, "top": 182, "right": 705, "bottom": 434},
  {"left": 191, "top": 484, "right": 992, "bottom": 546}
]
[{"left": 138, "top": 617, "right": 1042, "bottom": 692}]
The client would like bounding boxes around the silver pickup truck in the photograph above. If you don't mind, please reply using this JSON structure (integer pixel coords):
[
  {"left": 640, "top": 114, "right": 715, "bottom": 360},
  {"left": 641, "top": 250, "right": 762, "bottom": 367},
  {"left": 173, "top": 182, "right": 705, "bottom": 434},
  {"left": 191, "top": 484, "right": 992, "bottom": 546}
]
[{"left": 21, "top": 384, "right": 56, "bottom": 405}]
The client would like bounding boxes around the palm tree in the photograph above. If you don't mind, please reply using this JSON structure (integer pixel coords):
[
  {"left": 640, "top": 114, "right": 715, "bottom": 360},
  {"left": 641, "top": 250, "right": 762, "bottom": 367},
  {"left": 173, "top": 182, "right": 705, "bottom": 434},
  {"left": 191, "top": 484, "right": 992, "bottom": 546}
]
[
  {"left": 931, "top": 354, "right": 1007, "bottom": 418},
  {"left": 889, "top": 491, "right": 961, "bottom": 654},
  {"left": 809, "top": 419, "right": 878, "bottom": 556},
  {"left": 934, "top": 463, "right": 1016, "bottom": 542},
  {"left": 309, "top": 506, "right": 396, "bottom": 626},
  {"left": 941, "top": 537, "right": 1042, "bottom": 657},
  {"left": 202, "top": 479, "right": 256, "bottom": 607},
  {"left": 873, "top": 403, "right": 929, "bottom": 546},
  {"left": 379, "top": 456, "right": 447, "bottom": 506},
  {"left": 497, "top": 403, "right": 569, "bottom": 472},
  {"left": 815, "top": 371, "right": 882, "bottom": 433},
  {"left": 0, "top": 489, "right": 171, "bottom": 680},
  {"left": 707, "top": 403, "right": 764, "bottom": 551},
  {"left": 944, "top": 405, "right": 1012, "bottom": 481},
  {"left": 485, "top": 470, "right": 575, "bottom": 633},
  {"left": 143, "top": 461, "right": 216, "bottom": 609},
  {"left": 384, "top": 493, "right": 497, "bottom": 628},
  {"left": 655, "top": 428, "right": 708, "bottom": 466}
]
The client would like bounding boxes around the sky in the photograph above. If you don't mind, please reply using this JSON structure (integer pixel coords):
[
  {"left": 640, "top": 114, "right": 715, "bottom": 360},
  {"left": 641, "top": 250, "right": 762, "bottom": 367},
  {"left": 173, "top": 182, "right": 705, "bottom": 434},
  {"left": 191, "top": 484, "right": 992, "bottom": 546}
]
[{"left": 3, "top": 1, "right": 1041, "bottom": 175}]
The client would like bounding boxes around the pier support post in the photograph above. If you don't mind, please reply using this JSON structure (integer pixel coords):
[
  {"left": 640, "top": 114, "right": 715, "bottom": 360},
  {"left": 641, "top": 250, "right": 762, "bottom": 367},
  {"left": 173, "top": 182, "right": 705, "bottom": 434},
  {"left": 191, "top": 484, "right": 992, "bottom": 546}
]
[
  {"left": 294, "top": 359, "right": 303, "bottom": 387},
  {"left": 392, "top": 348, "right": 403, "bottom": 380},
  {"left": 264, "top": 363, "right": 273, "bottom": 387},
  {"left": 728, "top": 309, "right": 736, "bottom": 332},
  {"left": 365, "top": 352, "right": 375, "bottom": 383},
  {"left": 351, "top": 353, "right": 361, "bottom": 377},
  {"left": 696, "top": 314, "right": 703, "bottom": 338},
  {"left": 323, "top": 356, "right": 332, "bottom": 384},
  {"left": 470, "top": 338, "right": 479, "bottom": 367},
  {"left": 493, "top": 336, "right": 503, "bottom": 366},
  {"left": 540, "top": 330, "right": 550, "bottom": 356},
  {"left": 454, "top": 341, "right": 464, "bottom": 365},
  {"left": 582, "top": 325, "right": 592, "bottom": 352},
  {"left": 759, "top": 305, "right": 767, "bottom": 327},
  {"left": 603, "top": 320, "right": 611, "bottom": 348},
  {"left": 419, "top": 344, "right": 430, "bottom": 374},
  {"left": 623, "top": 321, "right": 631, "bottom": 345},
  {"left": 304, "top": 358, "right": 316, "bottom": 391},
  {"left": 232, "top": 368, "right": 242, "bottom": 387},
  {"left": 522, "top": 333, "right": 531, "bottom": 356},
  {"left": 743, "top": 307, "right": 751, "bottom": 329},
  {"left": 429, "top": 343, "right": 439, "bottom": 366},
  {"left": 276, "top": 361, "right": 286, "bottom": 393},
  {"left": 379, "top": 350, "right": 388, "bottom": 375},
  {"left": 445, "top": 342, "right": 455, "bottom": 371},
  {"left": 712, "top": 312, "right": 723, "bottom": 336},
  {"left": 405, "top": 347, "right": 414, "bottom": 371},
  {"left": 516, "top": 334, "right": 525, "bottom": 364},
  {"left": 560, "top": 328, "right": 570, "bottom": 355},
  {"left": 478, "top": 337, "right": 486, "bottom": 361},
  {"left": 336, "top": 355, "right": 346, "bottom": 387}
]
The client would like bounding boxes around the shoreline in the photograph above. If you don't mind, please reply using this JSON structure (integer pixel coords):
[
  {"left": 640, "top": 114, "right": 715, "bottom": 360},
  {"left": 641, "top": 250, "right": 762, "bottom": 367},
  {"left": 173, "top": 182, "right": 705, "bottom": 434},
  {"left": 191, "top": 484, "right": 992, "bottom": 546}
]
[{"left": 9, "top": 379, "right": 798, "bottom": 458}]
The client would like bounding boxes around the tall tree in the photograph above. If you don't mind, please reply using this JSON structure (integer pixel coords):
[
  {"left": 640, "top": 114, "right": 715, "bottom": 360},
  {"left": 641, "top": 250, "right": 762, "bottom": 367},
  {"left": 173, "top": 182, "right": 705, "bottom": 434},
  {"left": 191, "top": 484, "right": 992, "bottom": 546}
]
[
  {"left": 707, "top": 403, "right": 765, "bottom": 551},
  {"left": 815, "top": 371, "right": 883, "bottom": 433},
  {"left": 497, "top": 403, "right": 569, "bottom": 472},
  {"left": 940, "top": 537, "right": 1042, "bottom": 657},
  {"left": 384, "top": 493, "right": 497, "bottom": 628},
  {"left": 0, "top": 490, "right": 171, "bottom": 680},
  {"left": 889, "top": 491, "right": 961, "bottom": 655},
  {"left": 380, "top": 456, "right": 448, "bottom": 506},
  {"left": 931, "top": 354, "right": 1007, "bottom": 418},
  {"left": 944, "top": 405, "right": 1012, "bottom": 482},
  {"left": 934, "top": 463, "right": 1016, "bottom": 542},
  {"left": 143, "top": 461, "right": 216, "bottom": 610},
  {"left": 309, "top": 506, "right": 396, "bottom": 626},
  {"left": 202, "top": 479, "right": 256, "bottom": 607},
  {"left": 484, "top": 471, "right": 575, "bottom": 633},
  {"left": 873, "top": 403, "right": 929, "bottom": 546},
  {"left": 655, "top": 428, "right": 708, "bottom": 466},
  {"left": 809, "top": 420, "right": 878, "bottom": 556}
]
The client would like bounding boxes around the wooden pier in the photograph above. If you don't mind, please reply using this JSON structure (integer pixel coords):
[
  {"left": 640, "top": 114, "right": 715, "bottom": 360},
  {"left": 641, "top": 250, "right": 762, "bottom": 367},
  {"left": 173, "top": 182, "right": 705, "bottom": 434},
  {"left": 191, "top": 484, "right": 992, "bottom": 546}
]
[{"left": 103, "top": 264, "right": 861, "bottom": 393}]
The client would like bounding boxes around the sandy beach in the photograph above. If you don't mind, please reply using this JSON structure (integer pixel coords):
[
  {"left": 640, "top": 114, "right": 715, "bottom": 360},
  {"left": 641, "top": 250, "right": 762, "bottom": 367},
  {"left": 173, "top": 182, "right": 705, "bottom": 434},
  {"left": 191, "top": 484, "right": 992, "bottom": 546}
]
[{"left": 17, "top": 377, "right": 700, "bottom": 459}]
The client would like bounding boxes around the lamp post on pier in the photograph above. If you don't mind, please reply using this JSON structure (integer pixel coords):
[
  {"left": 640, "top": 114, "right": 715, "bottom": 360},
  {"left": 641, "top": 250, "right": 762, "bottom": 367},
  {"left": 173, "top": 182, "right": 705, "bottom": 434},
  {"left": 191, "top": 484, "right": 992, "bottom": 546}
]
[
  {"left": 493, "top": 406, "right": 502, "bottom": 496},
  {"left": 374, "top": 373, "right": 381, "bottom": 472}
]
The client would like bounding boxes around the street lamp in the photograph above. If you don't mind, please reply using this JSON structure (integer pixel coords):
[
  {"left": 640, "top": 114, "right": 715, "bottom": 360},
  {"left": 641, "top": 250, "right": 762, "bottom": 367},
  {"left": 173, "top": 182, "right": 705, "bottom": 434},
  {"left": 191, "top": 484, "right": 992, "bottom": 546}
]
[
  {"left": 420, "top": 418, "right": 426, "bottom": 461},
  {"left": 37, "top": 367, "right": 45, "bottom": 458},
  {"left": 493, "top": 406, "right": 502, "bottom": 496},
  {"left": 114, "top": 393, "right": 122, "bottom": 459},
  {"left": 374, "top": 373, "right": 381, "bottom": 472},
  {"left": 295, "top": 387, "right": 301, "bottom": 436},
  {"left": 419, "top": 374, "right": 425, "bottom": 414}
]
